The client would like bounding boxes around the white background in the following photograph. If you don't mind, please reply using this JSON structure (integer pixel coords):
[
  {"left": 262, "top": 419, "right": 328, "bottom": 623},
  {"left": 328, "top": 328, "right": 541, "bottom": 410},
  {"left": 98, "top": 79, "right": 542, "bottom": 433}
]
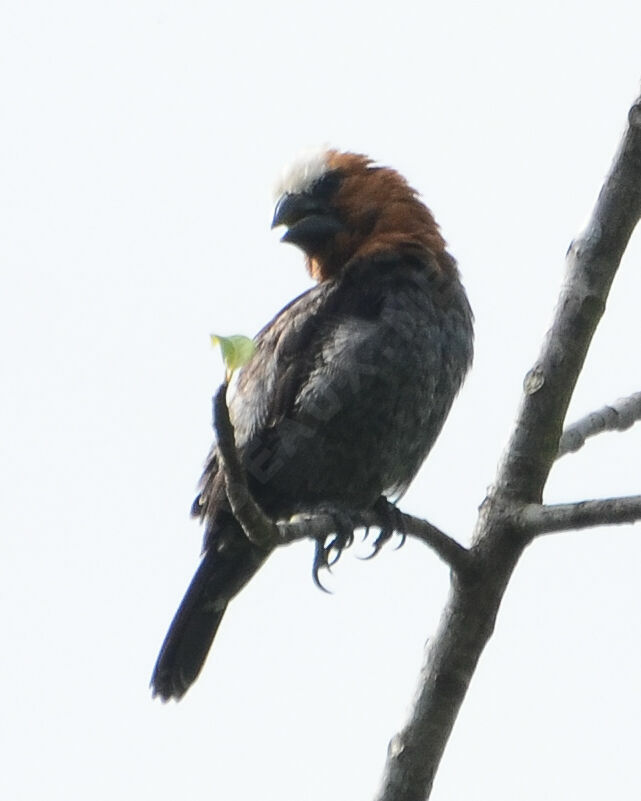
[{"left": 2, "top": 2, "right": 641, "bottom": 799}]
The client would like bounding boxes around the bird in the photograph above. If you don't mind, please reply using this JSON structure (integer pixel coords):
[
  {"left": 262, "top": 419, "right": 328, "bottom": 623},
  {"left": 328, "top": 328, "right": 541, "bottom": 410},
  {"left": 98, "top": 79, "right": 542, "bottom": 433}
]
[{"left": 151, "top": 148, "right": 474, "bottom": 701}]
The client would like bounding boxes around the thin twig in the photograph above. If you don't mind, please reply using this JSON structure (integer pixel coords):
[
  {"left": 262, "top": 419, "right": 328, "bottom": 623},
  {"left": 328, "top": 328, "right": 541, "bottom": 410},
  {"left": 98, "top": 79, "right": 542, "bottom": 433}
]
[
  {"left": 279, "top": 508, "right": 470, "bottom": 574},
  {"left": 518, "top": 495, "right": 641, "bottom": 534},
  {"left": 557, "top": 392, "right": 641, "bottom": 457},
  {"left": 213, "top": 382, "right": 279, "bottom": 549},
  {"left": 384, "top": 509, "right": 470, "bottom": 573}
]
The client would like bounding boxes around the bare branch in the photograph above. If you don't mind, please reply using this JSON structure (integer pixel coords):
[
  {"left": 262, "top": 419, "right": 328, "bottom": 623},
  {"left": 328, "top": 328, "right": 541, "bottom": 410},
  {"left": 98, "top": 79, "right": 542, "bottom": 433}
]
[
  {"left": 375, "top": 92, "right": 641, "bottom": 801},
  {"left": 494, "top": 99, "right": 641, "bottom": 501},
  {"left": 518, "top": 495, "right": 641, "bottom": 534},
  {"left": 213, "top": 382, "right": 279, "bottom": 549},
  {"left": 279, "top": 507, "right": 471, "bottom": 574},
  {"left": 557, "top": 392, "right": 641, "bottom": 457},
  {"left": 382, "top": 508, "right": 471, "bottom": 573}
]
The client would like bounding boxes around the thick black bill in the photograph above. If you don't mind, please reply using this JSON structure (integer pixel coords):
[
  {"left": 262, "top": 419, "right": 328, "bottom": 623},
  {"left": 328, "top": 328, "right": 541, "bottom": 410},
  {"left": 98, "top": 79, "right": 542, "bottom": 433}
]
[{"left": 272, "top": 192, "right": 343, "bottom": 250}]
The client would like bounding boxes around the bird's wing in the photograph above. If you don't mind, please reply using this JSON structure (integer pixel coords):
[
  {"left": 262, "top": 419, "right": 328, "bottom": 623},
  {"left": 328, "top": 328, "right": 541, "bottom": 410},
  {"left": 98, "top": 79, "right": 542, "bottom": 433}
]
[
  {"left": 191, "top": 281, "right": 336, "bottom": 519},
  {"left": 195, "top": 248, "right": 472, "bottom": 520},
  {"left": 234, "top": 250, "right": 471, "bottom": 512}
]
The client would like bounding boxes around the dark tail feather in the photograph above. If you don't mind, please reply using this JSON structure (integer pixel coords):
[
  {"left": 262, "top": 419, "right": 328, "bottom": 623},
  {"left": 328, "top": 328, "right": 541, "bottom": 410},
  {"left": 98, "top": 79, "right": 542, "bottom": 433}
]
[{"left": 151, "top": 516, "right": 269, "bottom": 701}]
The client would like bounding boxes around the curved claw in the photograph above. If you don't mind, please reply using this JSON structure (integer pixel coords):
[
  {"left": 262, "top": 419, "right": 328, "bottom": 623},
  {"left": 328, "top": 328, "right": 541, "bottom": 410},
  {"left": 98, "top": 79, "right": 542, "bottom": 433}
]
[
  {"left": 309, "top": 501, "right": 406, "bottom": 582},
  {"left": 310, "top": 508, "right": 357, "bottom": 588},
  {"left": 360, "top": 527, "right": 393, "bottom": 560},
  {"left": 393, "top": 531, "right": 407, "bottom": 550},
  {"left": 359, "top": 498, "right": 407, "bottom": 559},
  {"left": 312, "top": 544, "right": 334, "bottom": 593}
]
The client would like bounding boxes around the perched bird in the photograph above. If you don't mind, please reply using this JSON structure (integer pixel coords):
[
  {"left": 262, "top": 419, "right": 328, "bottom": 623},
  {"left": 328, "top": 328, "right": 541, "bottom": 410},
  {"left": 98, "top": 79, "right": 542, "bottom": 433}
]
[{"left": 151, "top": 149, "right": 474, "bottom": 701}]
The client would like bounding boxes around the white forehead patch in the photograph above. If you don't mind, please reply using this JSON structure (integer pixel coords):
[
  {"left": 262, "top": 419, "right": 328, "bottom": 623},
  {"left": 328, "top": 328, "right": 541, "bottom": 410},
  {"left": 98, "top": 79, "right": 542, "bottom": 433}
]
[{"left": 273, "top": 148, "right": 330, "bottom": 200}]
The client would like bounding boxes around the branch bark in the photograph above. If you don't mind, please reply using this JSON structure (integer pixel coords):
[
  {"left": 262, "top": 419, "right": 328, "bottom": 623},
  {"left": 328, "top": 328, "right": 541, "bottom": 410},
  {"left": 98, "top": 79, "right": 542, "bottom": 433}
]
[
  {"left": 374, "top": 92, "right": 641, "bottom": 801},
  {"left": 519, "top": 495, "right": 641, "bottom": 534},
  {"left": 557, "top": 391, "right": 641, "bottom": 457},
  {"left": 213, "top": 382, "right": 280, "bottom": 549},
  {"left": 279, "top": 508, "right": 470, "bottom": 572}
]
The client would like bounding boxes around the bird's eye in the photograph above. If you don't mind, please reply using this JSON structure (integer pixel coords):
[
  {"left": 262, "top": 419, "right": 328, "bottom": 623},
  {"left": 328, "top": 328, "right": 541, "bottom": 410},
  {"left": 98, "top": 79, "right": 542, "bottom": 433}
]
[{"left": 310, "top": 170, "right": 342, "bottom": 201}]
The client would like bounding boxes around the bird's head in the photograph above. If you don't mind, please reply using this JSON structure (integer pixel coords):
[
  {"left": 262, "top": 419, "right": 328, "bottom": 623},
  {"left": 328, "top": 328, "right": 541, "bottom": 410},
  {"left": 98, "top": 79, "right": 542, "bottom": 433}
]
[{"left": 272, "top": 149, "right": 450, "bottom": 282}]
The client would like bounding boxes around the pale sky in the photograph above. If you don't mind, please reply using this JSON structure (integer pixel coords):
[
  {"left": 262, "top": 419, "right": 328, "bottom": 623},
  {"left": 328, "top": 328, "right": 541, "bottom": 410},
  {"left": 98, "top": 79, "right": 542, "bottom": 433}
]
[{"left": 2, "top": 2, "right": 641, "bottom": 800}]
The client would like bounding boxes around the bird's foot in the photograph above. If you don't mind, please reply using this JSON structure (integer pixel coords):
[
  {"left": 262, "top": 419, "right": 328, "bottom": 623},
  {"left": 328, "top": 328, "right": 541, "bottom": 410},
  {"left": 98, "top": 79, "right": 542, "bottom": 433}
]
[
  {"left": 361, "top": 497, "right": 406, "bottom": 559},
  {"left": 309, "top": 507, "right": 358, "bottom": 591}
]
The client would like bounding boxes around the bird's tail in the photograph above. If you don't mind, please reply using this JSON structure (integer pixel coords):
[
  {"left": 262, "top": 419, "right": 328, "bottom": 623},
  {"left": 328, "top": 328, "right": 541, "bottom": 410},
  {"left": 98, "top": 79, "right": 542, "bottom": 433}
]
[{"left": 151, "top": 515, "right": 269, "bottom": 701}]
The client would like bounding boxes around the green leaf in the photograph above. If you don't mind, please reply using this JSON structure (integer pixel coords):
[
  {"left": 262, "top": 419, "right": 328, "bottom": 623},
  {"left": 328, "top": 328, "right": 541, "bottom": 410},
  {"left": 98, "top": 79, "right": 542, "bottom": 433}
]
[{"left": 210, "top": 333, "right": 256, "bottom": 381}]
